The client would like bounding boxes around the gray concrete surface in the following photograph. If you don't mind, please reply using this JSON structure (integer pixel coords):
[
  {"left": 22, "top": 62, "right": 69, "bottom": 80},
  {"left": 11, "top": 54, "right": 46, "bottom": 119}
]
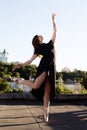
[{"left": 0, "top": 99, "right": 87, "bottom": 130}]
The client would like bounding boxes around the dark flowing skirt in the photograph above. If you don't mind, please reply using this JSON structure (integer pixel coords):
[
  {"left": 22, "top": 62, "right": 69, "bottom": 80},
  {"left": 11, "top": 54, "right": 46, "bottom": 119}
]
[{"left": 31, "top": 64, "right": 56, "bottom": 102}]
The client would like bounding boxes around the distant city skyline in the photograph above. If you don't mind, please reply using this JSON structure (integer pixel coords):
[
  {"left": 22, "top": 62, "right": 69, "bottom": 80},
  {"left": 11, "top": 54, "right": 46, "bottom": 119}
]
[{"left": 0, "top": 0, "right": 87, "bottom": 71}]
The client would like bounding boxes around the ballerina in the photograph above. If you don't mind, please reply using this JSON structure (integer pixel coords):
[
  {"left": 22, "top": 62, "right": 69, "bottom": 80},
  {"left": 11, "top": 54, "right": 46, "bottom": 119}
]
[{"left": 12, "top": 13, "right": 57, "bottom": 122}]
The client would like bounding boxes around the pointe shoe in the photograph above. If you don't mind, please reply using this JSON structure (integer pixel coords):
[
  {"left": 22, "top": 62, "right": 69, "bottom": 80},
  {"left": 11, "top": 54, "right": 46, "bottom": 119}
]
[{"left": 44, "top": 107, "right": 49, "bottom": 122}]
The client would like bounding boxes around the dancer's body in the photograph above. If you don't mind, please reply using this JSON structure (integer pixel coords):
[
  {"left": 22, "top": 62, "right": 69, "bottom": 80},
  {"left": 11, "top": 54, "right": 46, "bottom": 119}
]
[{"left": 12, "top": 13, "right": 57, "bottom": 122}]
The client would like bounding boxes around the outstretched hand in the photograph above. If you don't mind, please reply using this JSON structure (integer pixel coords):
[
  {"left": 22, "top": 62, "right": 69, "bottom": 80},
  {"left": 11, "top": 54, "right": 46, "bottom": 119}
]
[{"left": 52, "top": 13, "right": 56, "bottom": 22}]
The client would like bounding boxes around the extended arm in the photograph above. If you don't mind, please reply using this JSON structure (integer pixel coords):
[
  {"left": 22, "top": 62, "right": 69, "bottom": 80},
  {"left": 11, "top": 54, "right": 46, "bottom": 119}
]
[
  {"left": 51, "top": 13, "right": 57, "bottom": 44},
  {"left": 12, "top": 54, "right": 38, "bottom": 71},
  {"left": 21, "top": 54, "right": 37, "bottom": 67}
]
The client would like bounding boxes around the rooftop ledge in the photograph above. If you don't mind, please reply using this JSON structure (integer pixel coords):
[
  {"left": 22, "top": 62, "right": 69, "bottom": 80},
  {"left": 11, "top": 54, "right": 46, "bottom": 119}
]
[{"left": 0, "top": 93, "right": 87, "bottom": 100}]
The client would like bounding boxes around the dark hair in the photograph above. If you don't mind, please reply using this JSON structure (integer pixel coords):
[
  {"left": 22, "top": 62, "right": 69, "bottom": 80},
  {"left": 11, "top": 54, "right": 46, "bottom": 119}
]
[{"left": 32, "top": 35, "right": 40, "bottom": 50}]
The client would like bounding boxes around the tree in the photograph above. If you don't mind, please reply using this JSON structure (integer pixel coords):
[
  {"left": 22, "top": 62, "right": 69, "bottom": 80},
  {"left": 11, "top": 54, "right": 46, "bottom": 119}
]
[
  {"left": 15, "top": 64, "right": 37, "bottom": 79},
  {"left": 82, "top": 77, "right": 87, "bottom": 89},
  {"left": 0, "top": 79, "right": 10, "bottom": 92}
]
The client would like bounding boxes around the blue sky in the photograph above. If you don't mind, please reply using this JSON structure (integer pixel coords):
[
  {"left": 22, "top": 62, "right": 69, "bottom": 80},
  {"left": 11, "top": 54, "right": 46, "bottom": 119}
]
[{"left": 0, "top": 0, "right": 87, "bottom": 71}]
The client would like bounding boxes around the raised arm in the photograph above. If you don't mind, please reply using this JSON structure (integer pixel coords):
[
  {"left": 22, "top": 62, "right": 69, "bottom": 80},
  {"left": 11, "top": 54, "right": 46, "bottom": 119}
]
[
  {"left": 51, "top": 13, "right": 57, "bottom": 44},
  {"left": 12, "top": 54, "right": 38, "bottom": 71}
]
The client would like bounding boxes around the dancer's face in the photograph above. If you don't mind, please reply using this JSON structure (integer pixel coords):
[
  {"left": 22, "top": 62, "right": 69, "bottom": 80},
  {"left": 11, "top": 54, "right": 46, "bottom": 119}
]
[{"left": 38, "top": 35, "right": 43, "bottom": 44}]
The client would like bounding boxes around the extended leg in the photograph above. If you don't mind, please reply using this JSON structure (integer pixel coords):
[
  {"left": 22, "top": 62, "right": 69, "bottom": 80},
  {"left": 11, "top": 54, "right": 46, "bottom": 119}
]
[{"left": 18, "top": 72, "right": 46, "bottom": 89}]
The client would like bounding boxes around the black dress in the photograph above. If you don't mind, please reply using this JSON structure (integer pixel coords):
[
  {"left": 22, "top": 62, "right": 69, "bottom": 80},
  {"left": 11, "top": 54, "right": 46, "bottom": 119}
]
[{"left": 32, "top": 40, "right": 56, "bottom": 101}]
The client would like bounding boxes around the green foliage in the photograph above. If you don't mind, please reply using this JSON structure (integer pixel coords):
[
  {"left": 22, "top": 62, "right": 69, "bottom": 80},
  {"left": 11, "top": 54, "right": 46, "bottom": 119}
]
[
  {"left": 12, "top": 72, "right": 20, "bottom": 78},
  {"left": 57, "top": 70, "right": 87, "bottom": 90},
  {"left": 0, "top": 62, "right": 37, "bottom": 80},
  {"left": 3, "top": 74, "right": 11, "bottom": 79},
  {"left": 56, "top": 83, "right": 87, "bottom": 94},
  {"left": 5, "top": 88, "right": 13, "bottom": 93},
  {"left": 0, "top": 61, "right": 87, "bottom": 93},
  {"left": 0, "top": 72, "right": 4, "bottom": 77},
  {"left": 4, "top": 87, "right": 24, "bottom": 93},
  {"left": 0, "top": 79, "right": 10, "bottom": 93},
  {"left": 81, "top": 77, "right": 87, "bottom": 89},
  {"left": 12, "top": 88, "right": 23, "bottom": 93},
  {"left": 56, "top": 84, "right": 74, "bottom": 94},
  {"left": 81, "top": 86, "right": 87, "bottom": 94}
]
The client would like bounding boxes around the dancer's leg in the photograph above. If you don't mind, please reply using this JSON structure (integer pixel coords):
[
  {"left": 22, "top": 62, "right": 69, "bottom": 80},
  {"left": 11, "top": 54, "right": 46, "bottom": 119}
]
[
  {"left": 18, "top": 72, "right": 46, "bottom": 89},
  {"left": 43, "top": 77, "right": 51, "bottom": 108},
  {"left": 43, "top": 77, "right": 51, "bottom": 122}
]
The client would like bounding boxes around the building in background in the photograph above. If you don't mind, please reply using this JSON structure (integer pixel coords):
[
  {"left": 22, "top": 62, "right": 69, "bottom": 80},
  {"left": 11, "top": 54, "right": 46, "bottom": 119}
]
[
  {"left": 61, "top": 67, "right": 71, "bottom": 73},
  {"left": 0, "top": 49, "right": 8, "bottom": 62}
]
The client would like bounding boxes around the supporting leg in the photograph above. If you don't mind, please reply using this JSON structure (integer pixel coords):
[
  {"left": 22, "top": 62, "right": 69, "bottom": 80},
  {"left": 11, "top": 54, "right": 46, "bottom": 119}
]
[{"left": 43, "top": 77, "right": 51, "bottom": 122}]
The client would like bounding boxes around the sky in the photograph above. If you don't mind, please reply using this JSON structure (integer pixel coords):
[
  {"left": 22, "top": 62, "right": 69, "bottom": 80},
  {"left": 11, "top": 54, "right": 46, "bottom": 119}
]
[{"left": 0, "top": 0, "right": 87, "bottom": 72}]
